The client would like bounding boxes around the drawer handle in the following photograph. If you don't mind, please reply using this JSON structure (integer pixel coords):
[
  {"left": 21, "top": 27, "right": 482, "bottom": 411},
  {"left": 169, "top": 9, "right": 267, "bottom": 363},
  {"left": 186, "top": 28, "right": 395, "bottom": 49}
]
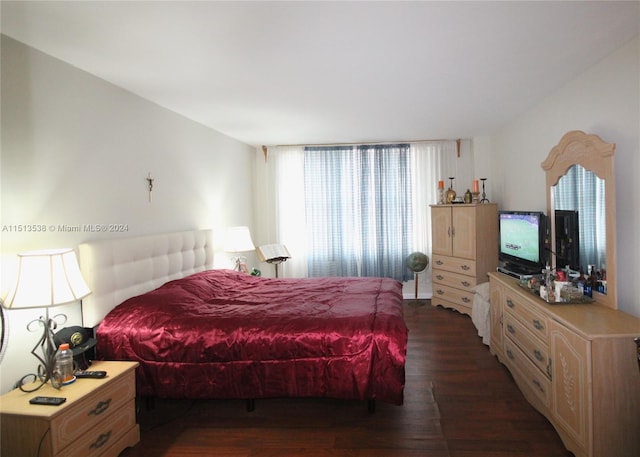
[
  {"left": 534, "top": 349, "right": 544, "bottom": 362},
  {"left": 89, "top": 431, "right": 112, "bottom": 450},
  {"left": 547, "top": 359, "right": 553, "bottom": 380},
  {"left": 460, "top": 265, "right": 470, "bottom": 271},
  {"left": 506, "top": 299, "right": 515, "bottom": 308},
  {"left": 507, "top": 324, "right": 516, "bottom": 334},
  {"left": 506, "top": 349, "right": 514, "bottom": 360},
  {"left": 436, "top": 275, "right": 444, "bottom": 280},
  {"left": 532, "top": 378, "right": 545, "bottom": 393},
  {"left": 89, "top": 398, "right": 112, "bottom": 416},
  {"left": 461, "top": 281, "right": 471, "bottom": 287},
  {"left": 533, "top": 319, "right": 544, "bottom": 331},
  {"left": 436, "top": 260, "right": 444, "bottom": 265},
  {"left": 462, "top": 297, "right": 471, "bottom": 303}
]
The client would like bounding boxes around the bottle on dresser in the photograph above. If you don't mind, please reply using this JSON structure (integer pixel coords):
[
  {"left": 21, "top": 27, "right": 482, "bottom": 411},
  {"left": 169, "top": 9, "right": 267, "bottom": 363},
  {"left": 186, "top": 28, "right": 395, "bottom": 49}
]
[{"left": 54, "top": 343, "right": 75, "bottom": 385}]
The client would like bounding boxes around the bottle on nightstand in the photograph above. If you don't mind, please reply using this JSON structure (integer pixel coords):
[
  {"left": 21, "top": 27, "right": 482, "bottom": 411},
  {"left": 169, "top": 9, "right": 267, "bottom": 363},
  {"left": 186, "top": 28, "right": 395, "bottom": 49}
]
[{"left": 55, "top": 343, "right": 75, "bottom": 385}]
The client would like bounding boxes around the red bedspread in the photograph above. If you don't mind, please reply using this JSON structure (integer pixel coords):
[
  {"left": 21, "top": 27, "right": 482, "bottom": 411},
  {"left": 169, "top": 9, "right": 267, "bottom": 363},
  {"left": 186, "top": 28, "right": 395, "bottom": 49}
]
[{"left": 97, "top": 269, "right": 408, "bottom": 404}]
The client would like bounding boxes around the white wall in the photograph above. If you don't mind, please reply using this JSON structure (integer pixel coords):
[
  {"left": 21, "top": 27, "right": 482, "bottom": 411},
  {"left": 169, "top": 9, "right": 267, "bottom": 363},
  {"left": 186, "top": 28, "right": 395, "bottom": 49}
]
[
  {"left": 0, "top": 36, "right": 255, "bottom": 393},
  {"left": 491, "top": 36, "right": 640, "bottom": 317}
]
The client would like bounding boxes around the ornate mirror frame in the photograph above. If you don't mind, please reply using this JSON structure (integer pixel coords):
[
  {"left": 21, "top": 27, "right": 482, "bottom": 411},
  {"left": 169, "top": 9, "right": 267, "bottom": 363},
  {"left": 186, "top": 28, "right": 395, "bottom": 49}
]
[{"left": 541, "top": 130, "right": 617, "bottom": 310}]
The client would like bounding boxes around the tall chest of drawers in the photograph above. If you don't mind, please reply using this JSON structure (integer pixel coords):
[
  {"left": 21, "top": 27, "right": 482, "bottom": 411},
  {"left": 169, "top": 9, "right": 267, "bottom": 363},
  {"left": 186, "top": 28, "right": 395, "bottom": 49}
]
[
  {"left": 0, "top": 360, "right": 140, "bottom": 457},
  {"left": 489, "top": 272, "right": 640, "bottom": 457},
  {"left": 430, "top": 203, "right": 498, "bottom": 315}
]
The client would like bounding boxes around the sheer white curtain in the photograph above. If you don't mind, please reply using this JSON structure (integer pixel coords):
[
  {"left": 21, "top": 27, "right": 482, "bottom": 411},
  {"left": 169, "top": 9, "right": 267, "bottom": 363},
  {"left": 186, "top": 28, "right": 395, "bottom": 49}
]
[
  {"left": 409, "top": 141, "right": 457, "bottom": 259},
  {"left": 270, "top": 145, "right": 308, "bottom": 277},
  {"left": 267, "top": 141, "right": 455, "bottom": 279}
]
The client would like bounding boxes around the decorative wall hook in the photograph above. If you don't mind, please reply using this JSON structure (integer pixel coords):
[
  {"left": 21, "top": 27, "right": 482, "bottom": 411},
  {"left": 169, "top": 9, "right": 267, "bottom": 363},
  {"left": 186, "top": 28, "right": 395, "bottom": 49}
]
[{"left": 146, "top": 172, "right": 154, "bottom": 202}]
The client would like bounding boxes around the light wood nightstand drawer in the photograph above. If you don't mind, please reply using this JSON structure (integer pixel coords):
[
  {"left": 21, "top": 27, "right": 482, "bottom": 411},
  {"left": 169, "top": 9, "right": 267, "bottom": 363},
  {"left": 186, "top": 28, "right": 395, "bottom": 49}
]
[
  {"left": 0, "top": 361, "right": 139, "bottom": 457},
  {"left": 432, "top": 254, "right": 476, "bottom": 276},
  {"left": 51, "top": 369, "right": 136, "bottom": 453},
  {"left": 63, "top": 400, "right": 138, "bottom": 457}
]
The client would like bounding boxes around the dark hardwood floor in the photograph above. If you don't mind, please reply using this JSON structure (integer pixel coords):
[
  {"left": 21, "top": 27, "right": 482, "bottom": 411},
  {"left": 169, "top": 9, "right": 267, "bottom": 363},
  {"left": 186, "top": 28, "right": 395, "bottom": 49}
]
[{"left": 120, "top": 300, "right": 573, "bottom": 457}]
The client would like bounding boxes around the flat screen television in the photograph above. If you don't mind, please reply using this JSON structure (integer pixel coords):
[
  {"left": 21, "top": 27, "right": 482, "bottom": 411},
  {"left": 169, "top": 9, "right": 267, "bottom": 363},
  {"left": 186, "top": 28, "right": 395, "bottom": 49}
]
[{"left": 498, "top": 211, "right": 546, "bottom": 275}]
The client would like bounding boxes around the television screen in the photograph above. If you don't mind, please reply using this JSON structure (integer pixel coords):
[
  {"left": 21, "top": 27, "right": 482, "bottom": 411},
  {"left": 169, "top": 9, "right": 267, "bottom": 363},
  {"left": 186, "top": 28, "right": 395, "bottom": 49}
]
[{"left": 499, "top": 211, "right": 545, "bottom": 274}]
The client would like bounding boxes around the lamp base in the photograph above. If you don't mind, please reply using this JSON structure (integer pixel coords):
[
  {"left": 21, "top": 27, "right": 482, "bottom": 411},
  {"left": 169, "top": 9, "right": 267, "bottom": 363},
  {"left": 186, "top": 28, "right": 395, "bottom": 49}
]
[
  {"left": 232, "top": 255, "right": 249, "bottom": 274},
  {"left": 17, "top": 310, "right": 67, "bottom": 392}
]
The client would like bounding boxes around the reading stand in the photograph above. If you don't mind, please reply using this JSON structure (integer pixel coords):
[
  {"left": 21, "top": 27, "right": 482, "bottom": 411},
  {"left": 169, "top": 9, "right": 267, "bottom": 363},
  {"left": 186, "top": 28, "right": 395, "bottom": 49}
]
[{"left": 256, "top": 244, "right": 291, "bottom": 278}]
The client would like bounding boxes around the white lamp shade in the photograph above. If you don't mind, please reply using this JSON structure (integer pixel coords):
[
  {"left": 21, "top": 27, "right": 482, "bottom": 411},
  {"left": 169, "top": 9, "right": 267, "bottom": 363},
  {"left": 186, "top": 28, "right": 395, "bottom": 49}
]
[
  {"left": 224, "top": 226, "right": 255, "bottom": 253},
  {"left": 3, "top": 248, "right": 91, "bottom": 310}
]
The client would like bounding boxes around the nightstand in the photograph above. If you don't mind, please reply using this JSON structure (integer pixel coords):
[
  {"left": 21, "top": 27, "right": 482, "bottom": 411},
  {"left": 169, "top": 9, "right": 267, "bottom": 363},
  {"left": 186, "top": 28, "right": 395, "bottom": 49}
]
[{"left": 0, "top": 360, "right": 140, "bottom": 457}]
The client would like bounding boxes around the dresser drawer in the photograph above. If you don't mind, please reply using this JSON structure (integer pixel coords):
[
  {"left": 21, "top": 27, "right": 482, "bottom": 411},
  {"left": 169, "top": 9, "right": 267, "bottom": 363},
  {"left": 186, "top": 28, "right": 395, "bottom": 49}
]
[
  {"left": 432, "top": 268, "right": 476, "bottom": 292},
  {"left": 433, "top": 283, "right": 474, "bottom": 309},
  {"left": 504, "top": 292, "right": 549, "bottom": 341},
  {"left": 504, "top": 338, "right": 552, "bottom": 409},
  {"left": 51, "top": 370, "right": 136, "bottom": 454},
  {"left": 61, "top": 400, "right": 138, "bottom": 457},
  {"left": 504, "top": 314, "right": 551, "bottom": 379},
  {"left": 432, "top": 254, "right": 476, "bottom": 276},
  {"left": 431, "top": 296, "right": 472, "bottom": 315}
]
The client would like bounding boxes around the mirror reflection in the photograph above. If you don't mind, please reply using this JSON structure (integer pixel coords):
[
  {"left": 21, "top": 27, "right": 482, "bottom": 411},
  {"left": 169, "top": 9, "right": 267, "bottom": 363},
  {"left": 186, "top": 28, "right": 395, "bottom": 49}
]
[
  {"left": 553, "top": 164, "right": 607, "bottom": 292},
  {"left": 542, "top": 130, "right": 616, "bottom": 309}
]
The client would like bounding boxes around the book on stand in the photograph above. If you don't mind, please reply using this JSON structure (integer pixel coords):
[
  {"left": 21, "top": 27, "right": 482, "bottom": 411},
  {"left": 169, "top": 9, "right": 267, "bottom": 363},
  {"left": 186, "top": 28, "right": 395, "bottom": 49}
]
[
  {"left": 256, "top": 244, "right": 291, "bottom": 263},
  {"left": 256, "top": 244, "right": 290, "bottom": 278}
]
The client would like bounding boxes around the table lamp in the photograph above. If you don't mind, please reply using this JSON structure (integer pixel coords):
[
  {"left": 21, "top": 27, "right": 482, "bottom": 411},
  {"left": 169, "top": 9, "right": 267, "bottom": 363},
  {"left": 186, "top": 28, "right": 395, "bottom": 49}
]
[
  {"left": 2, "top": 248, "right": 91, "bottom": 392},
  {"left": 224, "top": 226, "right": 255, "bottom": 272}
]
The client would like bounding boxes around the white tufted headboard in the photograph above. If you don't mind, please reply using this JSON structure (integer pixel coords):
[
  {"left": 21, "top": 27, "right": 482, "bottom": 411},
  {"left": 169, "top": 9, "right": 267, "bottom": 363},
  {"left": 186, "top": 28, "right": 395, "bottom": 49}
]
[{"left": 78, "top": 229, "right": 214, "bottom": 328}]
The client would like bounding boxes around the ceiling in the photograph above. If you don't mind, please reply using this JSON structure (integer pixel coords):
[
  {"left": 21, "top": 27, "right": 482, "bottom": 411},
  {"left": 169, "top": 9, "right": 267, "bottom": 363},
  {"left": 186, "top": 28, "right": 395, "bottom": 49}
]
[{"left": 2, "top": 1, "right": 639, "bottom": 147}]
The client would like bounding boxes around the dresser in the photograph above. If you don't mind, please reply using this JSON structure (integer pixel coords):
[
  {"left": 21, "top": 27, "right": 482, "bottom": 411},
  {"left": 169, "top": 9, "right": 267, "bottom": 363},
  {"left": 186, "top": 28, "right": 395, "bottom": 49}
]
[
  {"left": 489, "top": 272, "right": 640, "bottom": 457},
  {"left": 0, "top": 360, "right": 140, "bottom": 457},
  {"left": 430, "top": 203, "right": 498, "bottom": 315}
]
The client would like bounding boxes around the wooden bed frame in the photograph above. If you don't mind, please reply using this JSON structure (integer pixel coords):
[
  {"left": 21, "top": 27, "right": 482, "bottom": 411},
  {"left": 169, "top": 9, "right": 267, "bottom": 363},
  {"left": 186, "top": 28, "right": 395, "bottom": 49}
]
[{"left": 78, "top": 229, "right": 214, "bottom": 328}]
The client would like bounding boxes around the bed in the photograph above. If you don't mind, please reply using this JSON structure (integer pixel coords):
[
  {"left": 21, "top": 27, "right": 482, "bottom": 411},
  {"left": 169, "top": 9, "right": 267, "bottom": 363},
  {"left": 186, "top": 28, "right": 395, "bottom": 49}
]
[{"left": 78, "top": 230, "right": 408, "bottom": 407}]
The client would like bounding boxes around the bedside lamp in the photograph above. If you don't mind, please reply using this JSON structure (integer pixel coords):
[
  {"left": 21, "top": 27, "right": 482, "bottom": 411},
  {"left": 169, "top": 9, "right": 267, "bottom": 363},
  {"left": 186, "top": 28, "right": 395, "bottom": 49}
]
[
  {"left": 224, "top": 226, "right": 255, "bottom": 272},
  {"left": 2, "top": 248, "right": 91, "bottom": 392}
]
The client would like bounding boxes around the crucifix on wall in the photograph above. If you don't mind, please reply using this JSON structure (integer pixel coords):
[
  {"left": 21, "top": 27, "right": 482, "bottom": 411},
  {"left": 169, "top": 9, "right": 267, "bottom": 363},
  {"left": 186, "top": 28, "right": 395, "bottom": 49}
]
[{"left": 146, "top": 172, "right": 154, "bottom": 202}]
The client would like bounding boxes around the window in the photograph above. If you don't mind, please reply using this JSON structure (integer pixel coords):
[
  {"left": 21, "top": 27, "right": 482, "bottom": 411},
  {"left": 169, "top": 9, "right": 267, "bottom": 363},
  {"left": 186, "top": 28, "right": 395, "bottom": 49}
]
[
  {"left": 304, "top": 144, "right": 412, "bottom": 280},
  {"left": 267, "top": 140, "right": 457, "bottom": 280}
]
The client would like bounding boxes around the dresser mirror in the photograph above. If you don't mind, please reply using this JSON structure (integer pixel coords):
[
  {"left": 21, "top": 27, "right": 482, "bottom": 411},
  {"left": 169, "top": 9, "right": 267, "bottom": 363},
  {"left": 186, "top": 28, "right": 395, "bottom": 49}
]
[{"left": 541, "top": 130, "right": 617, "bottom": 309}]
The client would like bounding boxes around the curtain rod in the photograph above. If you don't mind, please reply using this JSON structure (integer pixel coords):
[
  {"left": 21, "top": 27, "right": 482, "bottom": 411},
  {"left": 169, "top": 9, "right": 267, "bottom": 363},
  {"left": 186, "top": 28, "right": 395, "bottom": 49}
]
[{"left": 261, "top": 138, "right": 464, "bottom": 162}]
